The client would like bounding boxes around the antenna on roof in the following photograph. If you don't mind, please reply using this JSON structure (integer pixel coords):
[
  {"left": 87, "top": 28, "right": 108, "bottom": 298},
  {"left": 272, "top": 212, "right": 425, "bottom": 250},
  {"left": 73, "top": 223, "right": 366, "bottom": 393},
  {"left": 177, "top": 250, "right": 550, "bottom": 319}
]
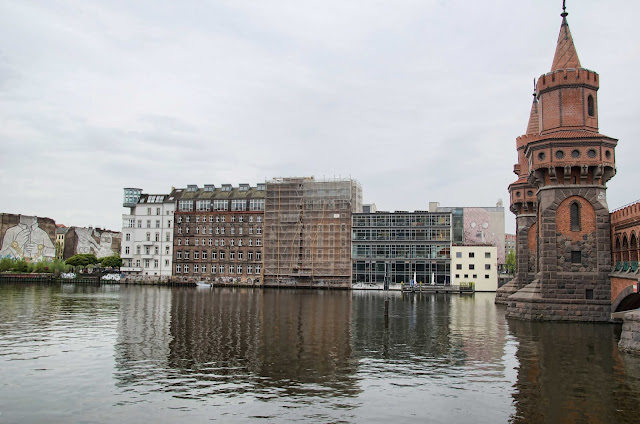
[{"left": 561, "top": 0, "right": 568, "bottom": 18}]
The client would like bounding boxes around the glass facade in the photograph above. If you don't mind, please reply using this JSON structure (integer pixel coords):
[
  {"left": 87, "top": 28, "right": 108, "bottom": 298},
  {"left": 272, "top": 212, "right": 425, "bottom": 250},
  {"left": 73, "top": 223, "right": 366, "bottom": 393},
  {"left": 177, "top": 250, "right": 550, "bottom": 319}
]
[{"left": 352, "top": 212, "right": 452, "bottom": 286}]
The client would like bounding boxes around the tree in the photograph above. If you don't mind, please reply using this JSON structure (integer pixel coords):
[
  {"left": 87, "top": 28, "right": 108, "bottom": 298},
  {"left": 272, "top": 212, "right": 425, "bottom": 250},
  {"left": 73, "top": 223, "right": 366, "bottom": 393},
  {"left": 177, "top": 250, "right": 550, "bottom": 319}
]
[
  {"left": 66, "top": 253, "right": 99, "bottom": 268},
  {"left": 506, "top": 250, "right": 516, "bottom": 275},
  {"left": 99, "top": 255, "right": 122, "bottom": 268}
]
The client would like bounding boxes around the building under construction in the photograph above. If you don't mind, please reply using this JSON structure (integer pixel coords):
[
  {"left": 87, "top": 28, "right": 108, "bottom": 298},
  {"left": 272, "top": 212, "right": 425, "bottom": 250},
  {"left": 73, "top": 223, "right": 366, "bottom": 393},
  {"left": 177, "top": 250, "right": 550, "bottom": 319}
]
[{"left": 263, "top": 177, "right": 363, "bottom": 288}]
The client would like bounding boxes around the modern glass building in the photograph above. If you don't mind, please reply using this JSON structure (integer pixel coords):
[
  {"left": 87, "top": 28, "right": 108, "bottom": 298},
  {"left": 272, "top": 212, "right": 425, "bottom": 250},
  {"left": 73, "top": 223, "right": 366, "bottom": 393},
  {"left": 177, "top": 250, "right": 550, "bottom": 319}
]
[{"left": 352, "top": 211, "right": 452, "bottom": 287}]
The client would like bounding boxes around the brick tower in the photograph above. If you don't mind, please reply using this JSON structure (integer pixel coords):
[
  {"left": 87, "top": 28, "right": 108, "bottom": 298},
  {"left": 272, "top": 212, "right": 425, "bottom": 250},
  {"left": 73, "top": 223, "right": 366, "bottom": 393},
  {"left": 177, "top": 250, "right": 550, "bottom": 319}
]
[
  {"left": 495, "top": 92, "right": 540, "bottom": 304},
  {"left": 505, "top": 4, "right": 618, "bottom": 321}
]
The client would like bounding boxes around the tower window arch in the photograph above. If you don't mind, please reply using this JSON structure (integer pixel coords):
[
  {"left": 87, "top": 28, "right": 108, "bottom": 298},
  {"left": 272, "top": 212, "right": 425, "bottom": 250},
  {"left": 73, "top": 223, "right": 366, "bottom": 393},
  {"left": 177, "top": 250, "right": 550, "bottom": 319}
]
[
  {"left": 587, "top": 95, "right": 595, "bottom": 117},
  {"left": 570, "top": 202, "right": 581, "bottom": 232}
]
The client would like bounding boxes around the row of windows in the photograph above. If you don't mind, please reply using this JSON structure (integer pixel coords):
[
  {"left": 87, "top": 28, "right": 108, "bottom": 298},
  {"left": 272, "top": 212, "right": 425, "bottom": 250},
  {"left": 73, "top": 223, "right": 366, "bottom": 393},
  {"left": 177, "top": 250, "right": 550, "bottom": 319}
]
[
  {"left": 455, "top": 251, "right": 492, "bottom": 258},
  {"left": 132, "top": 219, "right": 172, "bottom": 229},
  {"left": 455, "top": 274, "right": 491, "bottom": 280},
  {"left": 125, "top": 245, "right": 172, "bottom": 256},
  {"left": 177, "top": 226, "right": 262, "bottom": 235},
  {"left": 124, "top": 259, "right": 170, "bottom": 268},
  {"left": 176, "top": 250, "right": 262, "bottom": 261},
  {"left": 180, "top": 199, "right": 265, "bottom": 212},
  {"left": 352, "top": 244, "right": 451, "bottom": 260},
  {"left": 455, "top": 264, "right": 491, "bottom": 270},
  {"left": 177, "top": 215, "right": 263, "bottom": 223},
  {"left": 353, "top": 228, "right": 450, "bottom": 242},
  {"left": 176, "top": 238, "right": 262, "bottom": 247},
  {"left": 176, "top": 264, "right": 262, "bottom": 274},
  {"left": 353, "top": 214, "right": 451, "bottom": 228}
]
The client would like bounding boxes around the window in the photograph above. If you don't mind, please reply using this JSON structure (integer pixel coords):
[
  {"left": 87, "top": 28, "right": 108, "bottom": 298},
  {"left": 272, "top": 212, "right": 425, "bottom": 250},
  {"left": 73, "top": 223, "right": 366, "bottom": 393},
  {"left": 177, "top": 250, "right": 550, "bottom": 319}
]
[
  {"left": 469, "top": 252, "right": 475, "bottom": 258},
  {"left": 136, "top": 259, "right": 140, "bottom": 267},
  {"left": 230, "top": 252, "right": 235, "bottom": 260},
  {"left": 256, "top": 227, "right": 262, "bottom": 235},
  {"left": 155, "top": 233, "right": 160, "bottom": 242},
  {"left": 464, "top": 274, "right": 468, "bottom": 278},
  {"left": 587, "top": 95, "right": 595, "bottom": 117},
  {"left": 455, "top": 274, "right": 459, "bottom": 278},
  {"left": 154, "top": 246, "right": 159, "bottom": 255},
  {"left": 165, "top": 246, "right": 170, "bottom": 255},
  {"left": 256, "top": 252, "right": 261, "bottom": 260},
  {"left": 456, "top": 264, "right": 462, "bottom": 270},
  {"left": 184, "top": 264, "right": 189, "bottom": 273},
  {"left": 256, "top": 265, "right": 261, "bottom": 273},
  {"left": 213, "top": 200, "right": 228, "bottom": 211},
  {"left": 237, "top": 265, "right": 242, "bottom": 274},
  {"left": 249, "top": 199, "right": 265, "bottom": 211},
  {"left": 202, "top": 251, "right": 207, "bottom": 259},
  {"left": 571, "top": 250, "right": 581, "bottom": 264},
  {"left": 469, "top": 264, "right": 475, "bottom": 270},
  {"left": 570, "top": 202, "right": 581, "bottom": 231},
  {"left": 201, "top": 265, "right": 207, "bottom": 273},
  {"left": 168, "top": 220, "right": 172, "bottom": 228},
  {"left": 231, "top": 216, "right": 236, "bottom": 222},
  {"left": 176, "top": 264, "right": 182, "bottom": 273},
  {"left": 125, "top": 246, "right": 130, "bottom": 255},
  {"left": 194, "top": 251, "right": 199, "bottom": 259},
  {"left": 156, "top": 220, "right": 160, "bottom": 228},
  {"left": 232, "top": 200, "right": 247, "bottom": 211},
  {"left": 229, "top": 265, "right": 235, "bottom": 273},
  {"left": 156, "top": 208, "right": 161, "bottom": 215},
  {"left": 177, "top": 251, "right": 182, "bottom": 259},
  {"left": 211, "top": 251, "right": 217, "bottom": 260},
  {"left": 456, "top": 252, "right": 462, "bottom": 258},
  {"left": 220, "top": 251, "right": 225, "bottom": 260},
  {"left": 485, "top": 264, "right": 491, "bottom": 270},
  {"left": 196, "top": 216, "right": 200, "bottom": 223},
  {"left": 144, "top": 259, "right": 150, "bottom": 268},
  {"left": 137, "top": 220, "right": 142, "bottom": 228},
  {"left": 256, "top": 239, "right": 262, "bottom": 246},
  {"left": 194, "top": 265, "right": 199, "bottom": 273},
  {"left": 238, "top": 252, "right": 243, "bottom": 260},
  {"left": 248, "top": 251, "right": 253, "bottom": 260},
  {"left": 472, "top": 274, "right": 477, "bottom": 279},
  {"left": 185, "top": 238, "right": 189, "bottom": 245},
  {"left": 126, "top": 233, "right": 131, "bottom": 241},
  {"left": 136, "top": 245, "right": 141, "bottom": 254},
  {"left": 485, "top": 274, "right": 490, "bottom": 279},
  {"left": 154, "top": 260, "right": 158, "bottom": 268},
  {"left": 196, "top": 200, "right": 211, "bottom": 211},
  {"left": 184, "top": 251, "right": 190, "bottom": 259},
  {"left": 211, "top": 265, "right": 216, "bottom": 274},
  {"left": 485, "top": 252, "right": 491, "bottom": 258},
  {"left": 147, "top": 208, "right": 151, "bottom": 215},
  {"left": 248, "top": 265, "right": 253, "bottom": 274},
  {"left": 219, "top": 265, "right": 224, "bottom": 274},
  {"left": 586, "top": 288, "right": 594, "bottom": 299},
  {"left": 165, "top": 260, "right": 169, "bottom": 266},
  {"left": 179, "top": 200, "right": 193, "bottom": 211}
]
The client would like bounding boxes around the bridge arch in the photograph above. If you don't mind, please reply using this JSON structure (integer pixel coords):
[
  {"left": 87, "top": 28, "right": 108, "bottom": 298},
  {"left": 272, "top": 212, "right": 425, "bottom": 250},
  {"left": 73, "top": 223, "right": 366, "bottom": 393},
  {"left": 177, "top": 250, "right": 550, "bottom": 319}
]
[{"left": 612, "top": 285, "right": 640, "bottom": 313}]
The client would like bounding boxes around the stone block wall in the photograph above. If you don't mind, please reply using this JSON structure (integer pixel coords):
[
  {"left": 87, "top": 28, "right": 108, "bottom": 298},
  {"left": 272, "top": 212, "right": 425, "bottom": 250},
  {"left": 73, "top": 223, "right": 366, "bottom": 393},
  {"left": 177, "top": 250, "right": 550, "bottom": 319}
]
[{"left": 619, "top": 311, "right": 640, "bottom": 354}]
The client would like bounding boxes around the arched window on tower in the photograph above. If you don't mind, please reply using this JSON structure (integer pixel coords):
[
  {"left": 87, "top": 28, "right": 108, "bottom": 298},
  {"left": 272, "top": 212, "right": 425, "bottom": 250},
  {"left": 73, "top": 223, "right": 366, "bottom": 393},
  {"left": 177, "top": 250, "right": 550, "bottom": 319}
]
[
  {"left": 587, "top": 95, "right": 595, "bottom": 117},
  {"left": 570, "top": 202, "right": 581, "bottom": 232}
]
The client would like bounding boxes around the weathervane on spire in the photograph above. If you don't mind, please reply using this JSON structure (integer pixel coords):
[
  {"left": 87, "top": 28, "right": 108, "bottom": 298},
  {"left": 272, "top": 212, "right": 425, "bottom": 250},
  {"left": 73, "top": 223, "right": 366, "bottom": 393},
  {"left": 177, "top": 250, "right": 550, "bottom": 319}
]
[{"left": 561, "top": 0, "right": 568, "bottom": 18}]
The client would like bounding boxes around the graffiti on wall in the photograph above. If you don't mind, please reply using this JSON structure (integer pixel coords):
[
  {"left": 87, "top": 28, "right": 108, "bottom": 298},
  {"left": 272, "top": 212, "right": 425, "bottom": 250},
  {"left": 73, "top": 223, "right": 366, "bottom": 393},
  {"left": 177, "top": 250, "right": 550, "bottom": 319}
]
[
  {"left": 463, "top": 208, "right": 505, "bottom": 264},
  {"left": 0, "top": 216, "right": 55, "bottom": 261},
  {"left": 75, "top": 228, "right": 116, "bottom": 258}
]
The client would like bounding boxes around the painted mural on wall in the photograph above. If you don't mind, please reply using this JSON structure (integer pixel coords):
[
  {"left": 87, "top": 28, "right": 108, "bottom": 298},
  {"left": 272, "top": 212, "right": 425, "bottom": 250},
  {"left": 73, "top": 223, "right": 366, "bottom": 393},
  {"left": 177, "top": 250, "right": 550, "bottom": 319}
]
[
  {"left": 463, "top": 208, "right": 506, "bottom": 264},
  {"left": 74, "top": 228, "right": 120, "bottom": 258},
  {"left": 0, "top": 215, "right": 55, "bottom": 261}
]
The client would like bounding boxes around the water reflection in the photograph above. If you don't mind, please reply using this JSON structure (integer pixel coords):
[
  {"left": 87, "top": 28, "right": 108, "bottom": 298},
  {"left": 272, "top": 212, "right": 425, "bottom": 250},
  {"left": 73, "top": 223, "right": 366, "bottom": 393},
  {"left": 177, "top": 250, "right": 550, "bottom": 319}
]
[
  {"left": 2, "top": 284, "right": 640, "bottom": 423},
  {"left": 508, "top": 320, "right": 640, "bottom": 424}
]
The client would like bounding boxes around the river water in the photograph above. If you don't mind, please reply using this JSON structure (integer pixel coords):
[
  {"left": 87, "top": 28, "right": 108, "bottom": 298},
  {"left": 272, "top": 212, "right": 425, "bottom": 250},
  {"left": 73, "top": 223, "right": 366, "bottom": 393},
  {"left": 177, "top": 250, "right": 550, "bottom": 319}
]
[{"left": 0, "top": 284, "right": 639, "bottom": 423}]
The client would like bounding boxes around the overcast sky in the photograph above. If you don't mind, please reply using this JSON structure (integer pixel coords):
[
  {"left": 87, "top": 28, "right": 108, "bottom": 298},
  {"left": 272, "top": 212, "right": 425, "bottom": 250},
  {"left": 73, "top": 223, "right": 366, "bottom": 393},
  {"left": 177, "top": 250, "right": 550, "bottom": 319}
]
[{"left": 1, "top": 0, "right": 638, "bottom": 234}]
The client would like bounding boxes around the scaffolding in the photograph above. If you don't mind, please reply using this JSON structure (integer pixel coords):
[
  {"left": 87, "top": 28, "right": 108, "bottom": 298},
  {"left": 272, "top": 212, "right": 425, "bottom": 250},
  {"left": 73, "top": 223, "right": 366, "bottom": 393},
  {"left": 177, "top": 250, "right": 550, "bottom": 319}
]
[{"left": 263, "top": 177, "right": 363, "bottom": 288}]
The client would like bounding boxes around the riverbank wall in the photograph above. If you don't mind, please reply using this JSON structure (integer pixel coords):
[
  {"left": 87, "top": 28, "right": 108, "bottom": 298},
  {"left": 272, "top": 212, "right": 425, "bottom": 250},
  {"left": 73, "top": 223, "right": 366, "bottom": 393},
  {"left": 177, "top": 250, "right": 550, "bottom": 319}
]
[{"left": 619, "top": 310, "right": 640, "bottom": 355}]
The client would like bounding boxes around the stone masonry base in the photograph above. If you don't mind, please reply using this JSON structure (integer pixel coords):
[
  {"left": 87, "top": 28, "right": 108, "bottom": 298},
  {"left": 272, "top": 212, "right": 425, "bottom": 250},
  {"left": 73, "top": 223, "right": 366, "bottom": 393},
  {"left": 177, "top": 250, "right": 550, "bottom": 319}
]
[
  {"left": 619, "top": 311, "right": 640, "bottom": 354},
  {"left": 505, "top": 297, "right": 611, "bottom": 322}
]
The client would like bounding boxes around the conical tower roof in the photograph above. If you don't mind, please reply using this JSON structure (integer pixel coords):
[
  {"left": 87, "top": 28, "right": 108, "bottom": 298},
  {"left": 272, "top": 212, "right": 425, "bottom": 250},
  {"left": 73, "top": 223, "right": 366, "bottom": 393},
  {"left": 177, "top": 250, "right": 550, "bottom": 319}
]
[
  {"left": 551, "top": 8, "right": 581, "bottom": 71},
  {"left": 525, "top": 93, "right": 539, "bottom": 136}
]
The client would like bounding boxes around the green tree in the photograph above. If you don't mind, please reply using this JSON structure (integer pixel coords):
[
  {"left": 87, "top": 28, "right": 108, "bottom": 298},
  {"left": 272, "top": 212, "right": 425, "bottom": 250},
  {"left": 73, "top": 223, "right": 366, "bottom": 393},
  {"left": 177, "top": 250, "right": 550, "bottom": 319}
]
[
  {"left": 506, "top": 250, "right": 516, "bottom": 275},
  {"left": 99, "top": 255, "right": 122, "bottom": 268},
  {"left": 66, "top": 253, "right": 99, "bottom": 268}
]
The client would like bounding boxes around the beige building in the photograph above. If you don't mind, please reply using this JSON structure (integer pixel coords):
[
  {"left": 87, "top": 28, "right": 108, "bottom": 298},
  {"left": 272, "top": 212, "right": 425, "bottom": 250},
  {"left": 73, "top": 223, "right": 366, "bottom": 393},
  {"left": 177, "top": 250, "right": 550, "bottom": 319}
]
[{"left": 451, "top": 245, "right": 498, "bottom": 292}]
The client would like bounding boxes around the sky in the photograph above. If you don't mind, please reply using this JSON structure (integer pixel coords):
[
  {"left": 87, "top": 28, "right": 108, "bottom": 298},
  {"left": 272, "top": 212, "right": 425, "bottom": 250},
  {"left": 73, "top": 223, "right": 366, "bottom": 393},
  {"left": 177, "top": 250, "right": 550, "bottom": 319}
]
[{"left": 1, "top": 0, "right": 639, "bottom": 234}]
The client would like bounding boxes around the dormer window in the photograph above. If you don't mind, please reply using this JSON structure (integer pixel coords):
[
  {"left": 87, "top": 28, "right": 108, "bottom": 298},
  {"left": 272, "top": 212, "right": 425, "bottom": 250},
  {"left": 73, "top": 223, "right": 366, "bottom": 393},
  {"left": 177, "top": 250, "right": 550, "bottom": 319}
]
[{"left": 587, "top": 95, "right": 595, "bottom": 117}]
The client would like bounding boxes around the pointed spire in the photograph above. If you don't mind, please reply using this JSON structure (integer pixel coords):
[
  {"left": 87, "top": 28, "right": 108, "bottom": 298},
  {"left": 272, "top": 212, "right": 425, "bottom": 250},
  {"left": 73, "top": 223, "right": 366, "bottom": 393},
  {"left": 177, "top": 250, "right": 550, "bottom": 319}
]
[
  {"left": 551, "top": 1, "right": 581, "bottom": 71},
  {"left": 526, "top": 81, "right": 539, "bottom": 136}
]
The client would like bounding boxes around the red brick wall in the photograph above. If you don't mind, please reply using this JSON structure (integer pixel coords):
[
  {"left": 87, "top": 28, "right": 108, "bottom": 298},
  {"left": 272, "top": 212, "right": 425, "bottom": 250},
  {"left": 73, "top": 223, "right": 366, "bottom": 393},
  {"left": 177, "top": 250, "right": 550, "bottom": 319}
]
[
  {"left": 611, "top": 276, "right": 635, "bottom": 302},
  {"left": 556, "top": 196, "right": 596, "bottom": 242},
  {"left": 528, "top": 222, "right": 537, "bottom": 252}
]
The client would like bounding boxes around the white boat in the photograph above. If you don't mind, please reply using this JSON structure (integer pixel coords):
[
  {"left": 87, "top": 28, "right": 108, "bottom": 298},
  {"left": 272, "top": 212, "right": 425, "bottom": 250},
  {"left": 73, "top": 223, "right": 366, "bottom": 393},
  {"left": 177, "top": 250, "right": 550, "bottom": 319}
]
[{"left": 195, "top": 281, "right": 211, "bottom": 287}]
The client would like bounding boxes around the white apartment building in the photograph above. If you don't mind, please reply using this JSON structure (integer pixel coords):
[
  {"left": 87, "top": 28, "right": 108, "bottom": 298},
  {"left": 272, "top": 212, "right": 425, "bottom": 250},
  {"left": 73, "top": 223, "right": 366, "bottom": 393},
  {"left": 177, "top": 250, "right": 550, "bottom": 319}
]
[
  {"left": 451, "top": 245, "right": 498, "bottom": 292},
  {"left": 121, "top": 188, "right": 175, "bottom": 277}
]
